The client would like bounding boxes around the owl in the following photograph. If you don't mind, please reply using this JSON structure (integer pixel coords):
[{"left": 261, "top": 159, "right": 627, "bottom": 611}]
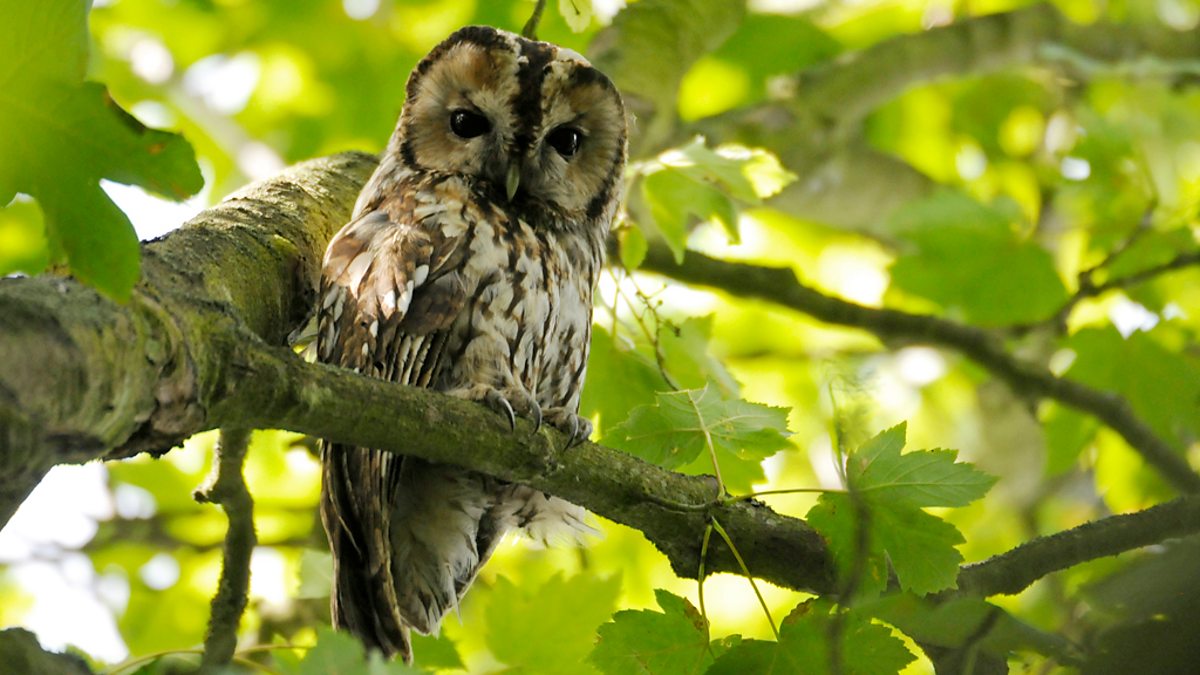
[{"left": 315, "top": 26, "right": 627, "bottom": 662}]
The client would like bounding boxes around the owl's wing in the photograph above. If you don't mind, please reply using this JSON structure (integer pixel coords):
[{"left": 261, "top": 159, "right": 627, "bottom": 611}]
[{"left": 317, "top": 204, "right": 468, "bottom": 660}]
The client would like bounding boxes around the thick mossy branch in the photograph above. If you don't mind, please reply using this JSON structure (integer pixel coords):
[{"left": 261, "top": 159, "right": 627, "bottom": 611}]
[{"left": 196, "top": 428, "right": 256, "bottom": 670}]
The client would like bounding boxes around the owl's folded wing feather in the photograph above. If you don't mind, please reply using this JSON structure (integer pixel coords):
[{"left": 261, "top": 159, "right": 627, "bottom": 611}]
[{"left": 317, "top": 201, "right": 468, "bottom": 660}]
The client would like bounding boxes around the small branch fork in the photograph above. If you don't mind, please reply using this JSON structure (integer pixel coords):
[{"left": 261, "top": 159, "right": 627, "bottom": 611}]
[{"left": 194, "top": 428, "right": 257, "bottom": 671}]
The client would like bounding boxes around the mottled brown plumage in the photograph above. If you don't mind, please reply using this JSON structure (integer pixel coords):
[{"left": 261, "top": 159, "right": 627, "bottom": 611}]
[{"left": 316, "top": 26, "right": 626, "bottom": 661}]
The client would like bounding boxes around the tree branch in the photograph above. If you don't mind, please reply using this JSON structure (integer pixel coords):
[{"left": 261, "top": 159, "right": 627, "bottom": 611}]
[
  {"left": 195, "top": 428, "right": 256, "bottom": 670},
  {"left": 0, "top": 152, "right": 834, "bottom": 596},
  {"left": 956, "top": 494, "right": 1200, "bottom": 597},
  {"left": 2, "top": 151, "right": 1198, "bottom": 612},
  {"left": 636, "top": 243, "right": 1200, "bottom": 494}
]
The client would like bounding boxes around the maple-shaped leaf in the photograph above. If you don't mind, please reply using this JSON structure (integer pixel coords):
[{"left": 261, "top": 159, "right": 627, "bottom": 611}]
[
  {"left": 589, "top": 589, "right": 717, "bottom": 675},
  {"left": 485, "top": 573, "right": 621, "bottom": 673},
  {"left": 0, "top": 0, "right": 203, "bottom": 300},
  {"left": 605, "top": 384, "right": 791, "bottom": 492},
  {"left": 707, "top": 600, "right": 914, "bottom": 675},
  {"left": 808, "top": 423, "right": 996, "bottom": 597},
  {"left": 273, "top": 626, "right": 427, "bottom": 675}
]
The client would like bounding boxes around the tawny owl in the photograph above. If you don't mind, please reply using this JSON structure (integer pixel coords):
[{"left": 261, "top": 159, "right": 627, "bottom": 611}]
[{"left": 315, "top": 26, "right": 627, "bottom": 662}]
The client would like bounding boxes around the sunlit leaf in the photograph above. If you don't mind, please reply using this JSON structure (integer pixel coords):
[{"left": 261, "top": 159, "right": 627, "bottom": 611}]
[
  {"left": 808, "top": 425, "right": 994, "bottom": 597},
  {"left": 485, "top": 572, "right": 621, "bottom": 673},
  {"left": 887, "top": 190, "right": 1067, "bottom": 325},
  {"left": 605, "top": 385, "right": 791, "bottom": 492},
  {"left": 589, "top": 589, "right": 714, "bottom": 675},
  {"left": 0, "top": 0, "right": 203, "bottom": 300},
  {"left": 558, "top": 0, "right": 593, "bottom": 32},
  {"left": 708, "top": 601, "right": 914, "bottom": 675}
]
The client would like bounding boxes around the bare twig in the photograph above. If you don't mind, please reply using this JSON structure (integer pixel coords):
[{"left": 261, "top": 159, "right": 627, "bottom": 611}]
[{"left": 195, "top": 428, "right": 257, "bottom": 671}]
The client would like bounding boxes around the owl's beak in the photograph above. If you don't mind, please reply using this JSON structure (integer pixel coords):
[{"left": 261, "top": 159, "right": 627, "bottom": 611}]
[{"left": 505, "top": 163, "right": 521, "bottom": 202}]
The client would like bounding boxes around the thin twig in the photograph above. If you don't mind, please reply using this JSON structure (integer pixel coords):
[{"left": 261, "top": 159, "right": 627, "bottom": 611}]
[
  {"left": 195, "top": 428, "right": 257, "bottom": 671},
  {"left": 638, "top": 243, "right": 1200, "bottom": 494},
  {"left": 522, "top": 0, "right": 548, "bottom": 39}
]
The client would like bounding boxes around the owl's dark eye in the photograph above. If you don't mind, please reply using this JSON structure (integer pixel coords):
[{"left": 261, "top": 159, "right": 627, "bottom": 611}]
[
  {"left": 450, "top": 109, "right": 490, "bottom": 139},
  {"left": 547, "top": 126, "right": 583, "bottom": 158}
]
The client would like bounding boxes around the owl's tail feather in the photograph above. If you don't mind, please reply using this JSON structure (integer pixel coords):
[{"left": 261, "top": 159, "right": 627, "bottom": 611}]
[{"left": 321, "top": 444, "right": 413, "bottom": 662}]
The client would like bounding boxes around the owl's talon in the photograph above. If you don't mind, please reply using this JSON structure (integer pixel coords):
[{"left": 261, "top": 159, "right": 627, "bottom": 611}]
[
  {"left": 543, "top": 408, "right": 592, "bottom": 449},
  {"left": 530, "top": 403, "right": 543, "bottom": 436},
  {"left": 487, "top": 390, "right": 517, "bottom": 430}
]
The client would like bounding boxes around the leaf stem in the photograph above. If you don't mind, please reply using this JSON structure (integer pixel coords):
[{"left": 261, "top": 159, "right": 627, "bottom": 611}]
[
  {"left": 698, "top": 521, "right": 715, "bottom": 651},
  {"left": 710, "top": 516, "right": 779, "bottom": 640}
]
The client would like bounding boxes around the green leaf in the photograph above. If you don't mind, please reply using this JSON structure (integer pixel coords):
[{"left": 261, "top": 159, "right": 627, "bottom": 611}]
[
  {"left": 872, "top": 501, "right": 965, "bottom": 595},
  {"left": 590, "top": 0, "right": 744, "bottom": 121},
  {"left": 485, "top": 572, "right": 622, "bottom": 673},
  {"left": 641, "top": 168, "right": 734, "bottom": 262},
  {"left": 808, "top": 425, "right": 994, "bottom": 597},
  {"left": 1064, "top": 326, "right": 1200, "bottom": 448},
  {"left": 850, "top": 423, "right": 997, "bottom": 508},
  {"left": 605, "top": 385, "right": 791, "bottom": 492},
  {"left": 708, "top": 601, "right": 914, "bottom": 675},
  {"left": 581, "top": 326, "right": 665, "bottom": 436},
  {"left": 409, "top": 634, "right": 464, "bottom": 672},
  {"left": 655, "top": 315, "right": 740, "bottom": 396},
  {"left": 638, "top": 139, "right": 796, "bottom": 256},
  {"left": 887, "top": 190, "right": 1067, "bottom": 325},
  {"left": 277, "top": 627, "right": 427, "bottom": 675},
  {"left": 862, "top": 593, "right": 1079, "bottom": 662},
  {"left": 805, "top": 493, "right": 889, "bottom": 600},
  {"left": 0, "top": 197, "right": 49, "bottom": 277},
  {"left": 0, "top": 0, "right": 203, "bottom": 300},
  {"left": 589, "top": 589, "right": 714, "bottom": 675},
  {"left": 558, "top": 0, "right": 594, "bottom": 32}
]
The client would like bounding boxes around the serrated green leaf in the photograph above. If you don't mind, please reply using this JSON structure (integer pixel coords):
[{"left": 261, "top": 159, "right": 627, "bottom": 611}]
[
  {"left": 485, "top": 573, "right": 621, "bottom": 673},
  {"left": 605, "top": 385, "right": 791, "bottom": 491},
  {"left": 805, "top": 493, "right": 889, "bottom": 600},
  {"left": 558, "top": 0, "right": 593, "bottom": 32},
  {"left": 0, "top": 0, "right": 203, "bottom": 300},
  {"left": 811, "top": 426, "right": 992, "bottom": 596},
  {"left": 589, "top": 589, "right": 714, "bottom": 675},
  {"left": 873, "top": 502, "right": 965, "bottom": 595},
  {"left": 708, "top": 601, "right": 914, "bottom": 675},
  {"left": 850, "top": 423, "right": 997, "bottom": 508}
]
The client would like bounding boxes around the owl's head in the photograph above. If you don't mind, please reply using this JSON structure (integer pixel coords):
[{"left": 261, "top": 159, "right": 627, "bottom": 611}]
[{"left": 394, "top": 26, "right": 627, "bottom": 224}]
